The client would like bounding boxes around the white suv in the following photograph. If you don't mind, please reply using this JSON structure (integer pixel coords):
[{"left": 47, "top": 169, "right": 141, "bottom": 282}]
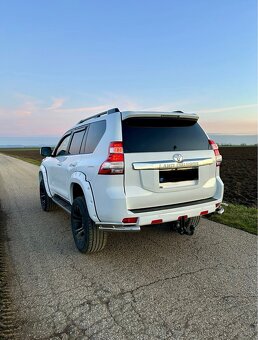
[{"left": 39, "top": 108, "right": 224, "bottom": 253}]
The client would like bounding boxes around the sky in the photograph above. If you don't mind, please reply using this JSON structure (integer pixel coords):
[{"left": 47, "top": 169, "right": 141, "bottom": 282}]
[{"left": 0, "top": 0, "right": 257, "bottom": 138}]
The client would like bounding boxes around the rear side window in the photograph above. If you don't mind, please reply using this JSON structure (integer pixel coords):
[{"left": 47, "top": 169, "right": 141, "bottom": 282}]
[
  {"left": 69, "top": 129, "right": 86, "bottom": 155},
  {"left": 83, "top": 120, "right": 106, "bottom": 154},
  {"left": 122, "top": 117, "right": 209, "bottom": 153}
]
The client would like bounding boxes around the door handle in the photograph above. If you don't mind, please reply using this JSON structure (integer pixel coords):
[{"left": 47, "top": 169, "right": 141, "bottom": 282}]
[
  {"left": 69, "top": 162, "right": 77, "bottom": 167},
  {"left": 57, "top": 163, "right": 62, "bottom": 166}
]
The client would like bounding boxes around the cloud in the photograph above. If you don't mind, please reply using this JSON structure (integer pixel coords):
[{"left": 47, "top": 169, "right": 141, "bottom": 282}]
[
  {"left": 202, "top": 119, "right": 257, "bottom": 134},
  {"left": 141, "top": 99, "right": 197, "bottom": 112},
  {"left": 11, "top": 98, "right": 38, "bottom": 117},
  {"left": 197, "top": 104, "right": 257, "bottom": 114},
  {"left": 142, "top": 103, "right": 258, "bottom": 114},
  {"left": 0, "top": 94, "right": 139, "bottom": 137},
  {"left": 197, "top": 104, "right": 257, "bottom": 134},
  {"left": 46, "top": 98, "right": 66, "bottom": 110},
  {"left": 0, "top": 95, "right": 257, "bottom": 137},
  {"left": 52, "top": 104, "right": 109, "bottom": 114}
]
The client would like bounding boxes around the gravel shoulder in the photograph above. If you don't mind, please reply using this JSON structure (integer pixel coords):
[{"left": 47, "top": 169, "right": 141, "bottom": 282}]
[
  {"left": 0, "top": 201, "right": 18, "bottom": 339},
  {"left": 0, "top": 154, "right": 257, "bottom": 340}
]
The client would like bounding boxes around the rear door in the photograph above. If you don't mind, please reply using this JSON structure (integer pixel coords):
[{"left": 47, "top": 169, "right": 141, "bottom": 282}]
[{"left": 122, "top": 114, "right": 216, "bottom": 210}]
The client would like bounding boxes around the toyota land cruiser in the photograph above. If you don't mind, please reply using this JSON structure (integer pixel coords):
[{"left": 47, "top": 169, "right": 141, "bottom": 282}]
[{"left": 39, "top": 108, "right": 224, "bottom": 253}]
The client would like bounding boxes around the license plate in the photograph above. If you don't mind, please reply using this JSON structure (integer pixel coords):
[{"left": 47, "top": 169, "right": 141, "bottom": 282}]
[{"left": 159, "top": 168, "right": 198, "bottom": 183}]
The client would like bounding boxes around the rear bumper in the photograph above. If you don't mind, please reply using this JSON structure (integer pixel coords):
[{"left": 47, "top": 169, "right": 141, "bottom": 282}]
[
  {"left": 136, "top": 198, "right": 220, "bottom": 226},
  {"left": 96, "top": 197, "right": 222, "bottom": 232}
]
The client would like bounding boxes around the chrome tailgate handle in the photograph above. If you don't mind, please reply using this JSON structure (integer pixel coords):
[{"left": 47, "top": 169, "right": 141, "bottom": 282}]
[{"left": 132, "top": 158, "right": 214, "bottom": 170}]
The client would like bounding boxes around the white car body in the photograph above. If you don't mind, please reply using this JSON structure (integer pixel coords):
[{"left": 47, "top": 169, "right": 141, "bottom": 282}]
[{"left": 39, "top": 108, "right": 224, "bottom": 232}]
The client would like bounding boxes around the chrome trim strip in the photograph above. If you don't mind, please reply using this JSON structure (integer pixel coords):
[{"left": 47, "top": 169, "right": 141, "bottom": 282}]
[{"left": 132, "top": 157, "right": 214, "bottom": 170}]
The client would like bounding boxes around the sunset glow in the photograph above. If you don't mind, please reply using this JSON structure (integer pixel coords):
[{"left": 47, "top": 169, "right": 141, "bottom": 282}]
[{"left": 0, "top": 0, "right": 256, "bottom": 138}]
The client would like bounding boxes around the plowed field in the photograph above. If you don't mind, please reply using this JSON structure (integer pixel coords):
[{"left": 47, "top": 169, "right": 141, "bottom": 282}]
[{"left": 219, "top": 146, "right": 257, "bottom": 207}]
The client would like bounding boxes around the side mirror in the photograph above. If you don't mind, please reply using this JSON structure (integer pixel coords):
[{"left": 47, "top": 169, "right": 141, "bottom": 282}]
[{"left": 40, "top": 147, "right": 52, "bottom": 157}]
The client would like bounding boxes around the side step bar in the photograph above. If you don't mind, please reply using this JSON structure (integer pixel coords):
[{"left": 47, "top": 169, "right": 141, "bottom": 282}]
[
  {"left": 97, "top": 223, "right": 141, "bottom": 232},
  {"left": 52, "top": 195, "right": 72, "bottom": 214}
]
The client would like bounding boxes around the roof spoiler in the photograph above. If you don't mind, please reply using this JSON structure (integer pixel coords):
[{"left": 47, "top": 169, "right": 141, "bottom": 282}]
[{"left": 121, "top": 111, "right": 199, "bottom": 121}]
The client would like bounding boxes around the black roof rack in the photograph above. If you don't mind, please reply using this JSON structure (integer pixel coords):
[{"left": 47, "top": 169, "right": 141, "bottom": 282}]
[{"left": 77, "top": 107, "right": 120, "bottom": 125}]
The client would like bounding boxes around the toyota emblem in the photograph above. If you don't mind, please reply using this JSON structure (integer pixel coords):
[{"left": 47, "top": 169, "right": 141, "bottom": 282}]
[{"left": 173, "top": 154, "right": 183, "bottom": 163}]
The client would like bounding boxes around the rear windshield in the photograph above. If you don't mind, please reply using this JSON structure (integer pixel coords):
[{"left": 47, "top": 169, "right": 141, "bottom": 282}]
[{"left": 122, "top": 117, "right": 209, "bottom": 153}]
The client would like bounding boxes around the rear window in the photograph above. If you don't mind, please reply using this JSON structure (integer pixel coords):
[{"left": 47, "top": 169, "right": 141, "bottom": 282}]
[
  {"left": 69, "top": 129, "right": 86, "bottom": 155},
  {"left": 122, "top": 117, "right": 209, "bottom": 153},
  {"left": 83, "top": 120, "right": 106, "bottom": 154}
]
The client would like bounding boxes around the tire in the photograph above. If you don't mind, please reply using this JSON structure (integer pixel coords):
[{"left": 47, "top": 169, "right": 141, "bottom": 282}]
[
  {"left": 39, "top": 179, "right": 56, "bottom": 211},
  {"left": 71, "top": 196, "right": 107, "bottom": 253}
]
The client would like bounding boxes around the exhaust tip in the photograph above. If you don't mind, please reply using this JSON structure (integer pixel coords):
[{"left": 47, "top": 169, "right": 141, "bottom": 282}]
[{"left": 216, "top": 207, "right": 224, "bottom": 215}]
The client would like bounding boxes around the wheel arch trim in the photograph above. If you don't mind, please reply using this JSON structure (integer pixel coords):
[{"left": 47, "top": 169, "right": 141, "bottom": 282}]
[
  {"left": 69, "top": 172, "right": 100, "bottom": 223},
  {"left": 39, "top": 165, "right": 52, "bottom": 197}
]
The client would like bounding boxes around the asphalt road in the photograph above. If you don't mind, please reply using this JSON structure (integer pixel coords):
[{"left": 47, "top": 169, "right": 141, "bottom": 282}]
[{"left": 0, "top": 154, "right": 257, "bottom": 340}]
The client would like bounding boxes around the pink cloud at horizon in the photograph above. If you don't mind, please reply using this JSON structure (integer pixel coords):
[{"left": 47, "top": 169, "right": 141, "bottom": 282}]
[{"left": 0, "top": 97, "right": 257, "bottom": 137}]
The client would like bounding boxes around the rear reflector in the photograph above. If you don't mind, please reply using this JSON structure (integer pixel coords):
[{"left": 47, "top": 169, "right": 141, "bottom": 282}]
[
  {"left": 200, "top": 210, "right": 209, "bottom": 215},
  {"left": 122, "top": 217, "right": 138, "bottom": 224},
  {"left": 151, "top": 219, "right": 163, "bottom": 224},
  {"left": 98, "top": 141, "right": 124, "bottom": 175},
  {"left": 178, "top": 215, "right": 188, "bottom": 220},
  {"left": 209, "top": 139, "right": 222, "bottom": 167}
]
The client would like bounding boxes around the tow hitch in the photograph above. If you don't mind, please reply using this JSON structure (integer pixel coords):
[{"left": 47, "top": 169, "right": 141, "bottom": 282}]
[{"left": 175, "top": 217, "right": 195, "bottom": 236}]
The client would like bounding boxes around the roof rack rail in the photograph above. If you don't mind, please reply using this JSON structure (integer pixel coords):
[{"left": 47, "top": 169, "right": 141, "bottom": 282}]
[{"left": 77, "top": 107, "right": 120, "bottom": 125}]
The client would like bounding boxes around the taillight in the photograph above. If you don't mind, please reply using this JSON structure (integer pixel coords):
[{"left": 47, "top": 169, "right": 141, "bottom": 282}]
[
  {"left": 209, "top": 139, "right": 222, "bottom": 166},
  {"left": 98, "top": 141, "right": 124, "bottom": 175}
]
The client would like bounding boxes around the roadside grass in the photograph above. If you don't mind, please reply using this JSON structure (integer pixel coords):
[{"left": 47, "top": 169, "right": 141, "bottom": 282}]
[{"left": 208, "top": 203, "right": 257, "bottom": 235}]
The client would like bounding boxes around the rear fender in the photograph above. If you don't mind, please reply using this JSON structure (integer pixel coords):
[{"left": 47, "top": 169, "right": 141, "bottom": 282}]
[{"left": 69, "top": 172, "right": 99, "bottom": 223}]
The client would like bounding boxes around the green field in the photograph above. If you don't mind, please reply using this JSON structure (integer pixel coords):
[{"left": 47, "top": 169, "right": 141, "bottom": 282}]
[{"left": 0, "top": 148, "right": 43, "bottom": 165}]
